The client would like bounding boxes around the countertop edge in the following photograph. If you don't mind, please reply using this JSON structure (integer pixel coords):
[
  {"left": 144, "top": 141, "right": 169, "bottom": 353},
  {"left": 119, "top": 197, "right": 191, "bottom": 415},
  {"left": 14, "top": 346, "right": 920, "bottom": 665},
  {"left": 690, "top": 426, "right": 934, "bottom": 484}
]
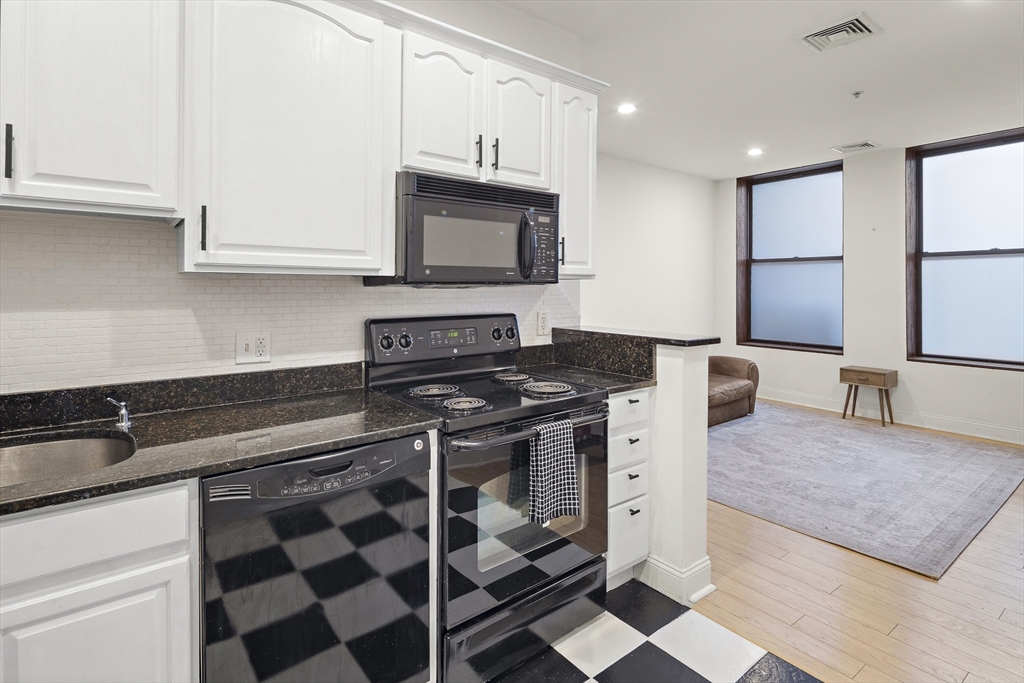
[{"left": 552, "top": 326, "right": 721, "bottom": 347}]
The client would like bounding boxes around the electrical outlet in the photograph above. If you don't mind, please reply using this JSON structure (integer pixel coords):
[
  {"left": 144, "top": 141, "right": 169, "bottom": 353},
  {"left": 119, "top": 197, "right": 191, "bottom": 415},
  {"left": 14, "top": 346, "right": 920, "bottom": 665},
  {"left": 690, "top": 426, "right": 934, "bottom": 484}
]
[
  {"left": 537, "top": 311, "right": 551, "bottom": 336},
  {"left": 236, "top": 332, "right": 271, "bottom": 364}
]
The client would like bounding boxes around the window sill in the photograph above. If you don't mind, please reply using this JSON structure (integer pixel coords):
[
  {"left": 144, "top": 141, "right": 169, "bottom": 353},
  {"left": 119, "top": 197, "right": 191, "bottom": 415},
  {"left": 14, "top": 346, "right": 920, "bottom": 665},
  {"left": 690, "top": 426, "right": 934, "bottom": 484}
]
[
  {"left": 738, "top": 340, "right": 844, "bottom": 356},
  {"left": 908, "top": 355, "right": 1024, "bottom": 372}
]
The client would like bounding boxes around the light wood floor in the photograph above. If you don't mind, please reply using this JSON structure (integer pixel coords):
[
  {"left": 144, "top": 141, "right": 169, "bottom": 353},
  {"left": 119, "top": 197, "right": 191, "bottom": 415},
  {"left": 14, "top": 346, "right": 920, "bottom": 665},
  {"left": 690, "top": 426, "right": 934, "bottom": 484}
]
[{"left": 695, "top": 482, "right": 1024, "bottom": 682}]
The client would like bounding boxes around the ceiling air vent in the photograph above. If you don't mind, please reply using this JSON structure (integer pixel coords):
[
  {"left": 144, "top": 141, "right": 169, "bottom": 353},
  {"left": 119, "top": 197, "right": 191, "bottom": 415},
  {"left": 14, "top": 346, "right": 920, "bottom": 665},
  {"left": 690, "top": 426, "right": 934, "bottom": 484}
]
[
  {"left": 830, "top": 141, "right": 879, "bottom": 154},
  {"left": 801, "top": 13, "right": 881, "bottom": 53}
]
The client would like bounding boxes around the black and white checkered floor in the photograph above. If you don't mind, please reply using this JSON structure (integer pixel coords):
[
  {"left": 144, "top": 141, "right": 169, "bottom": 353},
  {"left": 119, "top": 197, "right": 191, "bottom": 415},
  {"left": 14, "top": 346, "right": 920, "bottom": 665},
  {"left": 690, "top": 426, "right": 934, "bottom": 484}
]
[{"left": 493, "top": 579, "right": 822, "bottom": 683}]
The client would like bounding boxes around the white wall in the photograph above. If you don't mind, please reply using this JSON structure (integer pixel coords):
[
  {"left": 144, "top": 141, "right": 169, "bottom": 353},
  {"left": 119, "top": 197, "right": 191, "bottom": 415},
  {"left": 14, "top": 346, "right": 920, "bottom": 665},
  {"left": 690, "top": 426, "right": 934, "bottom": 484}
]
[
  {"left": 0, "top": 211, "right": 580, "bottom": 394},
  {"left": 580, "top": 154, "right": 716, "bottom": 334},
  {"left": 389, "top": 0, "right": 582, "bottom": 70},
  {"left": 713, "top": 148, "right": 1024, "bottom": 444}
]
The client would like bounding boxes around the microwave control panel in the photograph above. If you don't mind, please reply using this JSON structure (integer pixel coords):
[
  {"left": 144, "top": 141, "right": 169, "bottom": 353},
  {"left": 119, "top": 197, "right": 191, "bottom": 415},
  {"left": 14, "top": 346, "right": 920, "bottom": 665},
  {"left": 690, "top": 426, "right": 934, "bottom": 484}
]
[
  {"left": 531, "top": 215, "right": 558, "bottom": 283},
  {"left": 367, "top": 314, "right": 520, "bottom": 365}
]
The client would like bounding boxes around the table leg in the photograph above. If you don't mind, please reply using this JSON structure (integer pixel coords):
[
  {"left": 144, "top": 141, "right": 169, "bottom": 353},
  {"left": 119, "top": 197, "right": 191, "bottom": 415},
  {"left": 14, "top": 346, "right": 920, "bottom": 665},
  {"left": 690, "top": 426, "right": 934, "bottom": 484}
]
[
  {"left": 877, "top": 388, "right": 886, "bottom": 426},
  {"left": 842, "top": 385, "right": 853, "bottom": 418},
  {"left": 851, "top": 385, "right": 859, "bottom": 417},
  {"left": 885, "top": 388, "right": 895, "bottom": 425}
]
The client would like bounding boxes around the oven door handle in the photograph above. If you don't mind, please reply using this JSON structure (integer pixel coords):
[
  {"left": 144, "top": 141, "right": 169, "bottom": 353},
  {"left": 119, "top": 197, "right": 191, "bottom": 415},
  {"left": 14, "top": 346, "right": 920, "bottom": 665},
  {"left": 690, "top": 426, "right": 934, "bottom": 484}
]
[{"left": 449, "top": 409, "right": 609, "bottom": 452}]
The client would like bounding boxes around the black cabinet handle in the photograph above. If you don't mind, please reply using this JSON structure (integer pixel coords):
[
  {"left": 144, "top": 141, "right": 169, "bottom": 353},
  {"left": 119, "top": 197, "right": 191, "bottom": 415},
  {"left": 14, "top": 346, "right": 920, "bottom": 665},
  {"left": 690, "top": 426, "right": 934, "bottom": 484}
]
[
  {"left": 200, "top": 205, "right": 207, "bottom": 251},
  {"left": 629, "top": 438, "right": 640, "bottom": 445},
  {"left": 628, "top": 473, "right": 640, "bottom": 480},
  {"left": 628, "top": 399, "right": 640, "bottom": 405},
  {"left": 476, "top": 135, "right": 483, "bottom": 168},
  {"left": 629, "top": 508, "right": 641, "bottom": 516},
  {"left": 492, "top": 138, "right": 499, "bottom": 170},
  {"left": 4, "top": 124, "right": 12, "bottom": 179},
  {"left": 560, "top": 237, "right": 566, "bottom": 266}
]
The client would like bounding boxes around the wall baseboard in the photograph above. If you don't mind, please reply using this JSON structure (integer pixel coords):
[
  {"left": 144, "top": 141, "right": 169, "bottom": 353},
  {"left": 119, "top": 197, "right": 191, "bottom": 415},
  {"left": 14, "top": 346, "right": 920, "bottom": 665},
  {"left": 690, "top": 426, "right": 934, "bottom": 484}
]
[
  {"left": 758, "top": 386, "right": 1024, "bottom": 445},
  {"left": 636, "top": 554, "right": 714, "bottom": 607}
]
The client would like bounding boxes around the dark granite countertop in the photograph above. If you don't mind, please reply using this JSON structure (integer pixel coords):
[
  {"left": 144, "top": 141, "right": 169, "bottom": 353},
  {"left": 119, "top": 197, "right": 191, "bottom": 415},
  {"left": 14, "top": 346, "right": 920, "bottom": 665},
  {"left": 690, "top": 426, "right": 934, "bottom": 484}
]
[
  {"left": 553, "top": 326, "right": 721, "bottom": 347},
  {"left": 0, "top": 389, "right": 440, "bottom": 516},
  {"left": 523, "top": 364, "right": 656, "bottom": 394}
]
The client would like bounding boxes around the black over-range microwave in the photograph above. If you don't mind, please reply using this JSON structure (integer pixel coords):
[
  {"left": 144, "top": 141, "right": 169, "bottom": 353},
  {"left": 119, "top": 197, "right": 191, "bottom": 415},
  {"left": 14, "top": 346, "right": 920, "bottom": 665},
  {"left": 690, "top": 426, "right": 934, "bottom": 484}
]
[{"left": 363, "top": 171, "right": 559, "bottom": 286}]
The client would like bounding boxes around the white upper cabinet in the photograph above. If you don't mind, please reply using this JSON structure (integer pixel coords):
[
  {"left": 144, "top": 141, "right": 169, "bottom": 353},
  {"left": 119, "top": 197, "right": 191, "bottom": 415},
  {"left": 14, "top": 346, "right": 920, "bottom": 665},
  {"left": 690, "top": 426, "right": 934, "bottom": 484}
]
[
  {"left": 487, "top": 63, "right": 552, "bottom": 189},
  {"left": 181, "top": 0, "right": 388, "bottom": 273},
  {"left": 0, "top": 0, "right": 180, "bottom": 214},
  {"left": 401, "top": 33, "right": 554, "bottom": 190},
  {"left": 402, "top": 32, "right": 486, "bottom": 180},
  {"left": 554, "top": 84, "right": 599, "bottom": 278}
]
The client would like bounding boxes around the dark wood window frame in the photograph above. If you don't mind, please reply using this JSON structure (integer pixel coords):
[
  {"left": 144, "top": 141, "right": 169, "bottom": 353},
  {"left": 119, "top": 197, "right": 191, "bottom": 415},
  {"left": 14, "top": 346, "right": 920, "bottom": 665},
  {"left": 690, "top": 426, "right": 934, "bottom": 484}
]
[
  {"left": 906, "top": 127, "right": 1024, "bottom": 372},
  {"left": 736, "top": 160, "right": 844, "bottom": 355}
]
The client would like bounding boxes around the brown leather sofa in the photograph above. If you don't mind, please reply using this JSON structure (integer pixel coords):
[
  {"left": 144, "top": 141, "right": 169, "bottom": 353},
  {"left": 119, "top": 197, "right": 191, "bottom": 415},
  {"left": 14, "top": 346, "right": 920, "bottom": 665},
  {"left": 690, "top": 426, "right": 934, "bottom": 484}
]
[{"left": 708, "top": 356, "right": 759, "bottom": 427}]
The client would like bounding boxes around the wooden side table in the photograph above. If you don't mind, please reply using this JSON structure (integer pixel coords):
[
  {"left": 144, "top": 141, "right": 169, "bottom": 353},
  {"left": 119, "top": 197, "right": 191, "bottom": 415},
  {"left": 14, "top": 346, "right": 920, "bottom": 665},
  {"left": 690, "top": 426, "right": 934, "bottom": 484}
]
[{"left": 840, "top": 366, "right": 897, "bottom": 426}]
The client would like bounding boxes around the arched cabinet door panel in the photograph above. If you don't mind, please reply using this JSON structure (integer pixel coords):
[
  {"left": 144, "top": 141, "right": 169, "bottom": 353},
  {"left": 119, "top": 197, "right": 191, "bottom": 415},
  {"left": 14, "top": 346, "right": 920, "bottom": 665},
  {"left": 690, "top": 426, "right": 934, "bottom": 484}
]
[
  {"left": 0, "top": 0, "right": 179, "bottom": 212},
  {"left": 185, "top": 0, "right": 385, "bottom": 272},
  {"left": 487, "top": 62, "right": 552, "bottom": 189},
  {"left": 401, "top": 31, "right": 486, "bottom": 180},
  {"left": 554, "top": 84, "right": 598, "bottom": 278}
]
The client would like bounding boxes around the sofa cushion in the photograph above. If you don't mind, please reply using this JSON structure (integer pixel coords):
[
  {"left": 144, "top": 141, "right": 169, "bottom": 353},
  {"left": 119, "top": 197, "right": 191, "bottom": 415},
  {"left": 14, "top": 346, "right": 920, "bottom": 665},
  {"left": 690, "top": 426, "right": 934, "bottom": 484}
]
[{"left": 708, "top": 374, "right": 754, "bottom": 407}]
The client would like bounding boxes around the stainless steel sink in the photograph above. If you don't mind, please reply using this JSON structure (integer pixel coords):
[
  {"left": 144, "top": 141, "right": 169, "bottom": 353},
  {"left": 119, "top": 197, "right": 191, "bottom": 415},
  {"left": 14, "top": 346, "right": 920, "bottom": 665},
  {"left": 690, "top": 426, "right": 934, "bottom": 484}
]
[{"left": 0, "top": 432, "right": 137, "bottom": 488}]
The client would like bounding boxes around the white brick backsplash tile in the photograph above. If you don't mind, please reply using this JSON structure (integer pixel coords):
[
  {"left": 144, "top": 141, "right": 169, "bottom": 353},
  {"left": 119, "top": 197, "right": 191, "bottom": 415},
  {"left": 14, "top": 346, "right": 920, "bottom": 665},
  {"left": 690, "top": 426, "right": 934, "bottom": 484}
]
[{"left": 0, "top": 210, "right": 579, "bottom": 393}]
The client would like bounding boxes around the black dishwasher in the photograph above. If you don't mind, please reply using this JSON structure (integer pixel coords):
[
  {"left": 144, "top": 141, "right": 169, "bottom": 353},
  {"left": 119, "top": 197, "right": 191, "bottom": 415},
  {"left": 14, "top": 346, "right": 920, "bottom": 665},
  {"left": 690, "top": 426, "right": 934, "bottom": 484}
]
[{"left": 201, "top": 433, "right": 431, "bottom": 683}]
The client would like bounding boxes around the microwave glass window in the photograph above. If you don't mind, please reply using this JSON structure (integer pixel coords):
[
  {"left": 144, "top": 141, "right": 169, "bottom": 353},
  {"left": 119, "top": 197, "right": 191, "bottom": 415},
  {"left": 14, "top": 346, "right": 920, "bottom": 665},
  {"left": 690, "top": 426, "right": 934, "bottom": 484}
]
[{"left": 422, "top": 216, "right": 518, "bottom": 268}]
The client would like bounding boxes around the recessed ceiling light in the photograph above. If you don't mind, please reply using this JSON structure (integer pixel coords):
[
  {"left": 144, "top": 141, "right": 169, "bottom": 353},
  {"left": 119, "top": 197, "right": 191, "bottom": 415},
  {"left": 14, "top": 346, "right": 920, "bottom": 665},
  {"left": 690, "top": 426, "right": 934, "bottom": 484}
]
[
  {"left": 748, "top": 148, "right": 763, "bottom": 156},
  {"left": 617, "top": 103, "right": 637, "bottom": 114}
]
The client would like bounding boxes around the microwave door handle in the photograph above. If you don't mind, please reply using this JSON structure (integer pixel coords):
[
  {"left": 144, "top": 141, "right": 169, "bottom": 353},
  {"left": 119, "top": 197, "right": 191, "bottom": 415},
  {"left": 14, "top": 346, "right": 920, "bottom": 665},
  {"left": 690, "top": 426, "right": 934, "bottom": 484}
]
[
  {"left": 518, "top": 212, "right": 537, "bottom": 280},
  {"left": 449, "top": 409, "right": 609, "bottom": 451}
]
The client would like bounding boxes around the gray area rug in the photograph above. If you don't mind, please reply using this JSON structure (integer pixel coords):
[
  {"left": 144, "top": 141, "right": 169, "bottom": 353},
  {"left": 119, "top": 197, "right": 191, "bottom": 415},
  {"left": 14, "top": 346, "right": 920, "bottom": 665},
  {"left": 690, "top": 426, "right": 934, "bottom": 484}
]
[{"left": 707, "top": 401, "right": 1024, "bottom": 578}]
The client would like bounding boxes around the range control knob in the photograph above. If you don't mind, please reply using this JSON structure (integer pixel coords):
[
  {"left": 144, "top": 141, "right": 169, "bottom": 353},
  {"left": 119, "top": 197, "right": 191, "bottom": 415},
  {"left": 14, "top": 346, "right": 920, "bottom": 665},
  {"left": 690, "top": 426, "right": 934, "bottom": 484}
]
[
  {"left": 491, "top": 327, "right": 504, "bottom": 341},
  {"left": 505, "top": 327, "right": 517, "bottom": 341},
  {"left": 379, "top": 335, "right": 395, "bottom": 351},
  {"left": 398, "top": 333, "right": 413, "bottom": 349}
]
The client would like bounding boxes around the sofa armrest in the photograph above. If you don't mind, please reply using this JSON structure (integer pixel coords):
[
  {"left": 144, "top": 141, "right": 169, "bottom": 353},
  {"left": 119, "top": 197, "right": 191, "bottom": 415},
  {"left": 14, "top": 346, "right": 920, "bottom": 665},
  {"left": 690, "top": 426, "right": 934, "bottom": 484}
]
[{"left": 709, "top": 356, "right": 759, "bottom": 413}]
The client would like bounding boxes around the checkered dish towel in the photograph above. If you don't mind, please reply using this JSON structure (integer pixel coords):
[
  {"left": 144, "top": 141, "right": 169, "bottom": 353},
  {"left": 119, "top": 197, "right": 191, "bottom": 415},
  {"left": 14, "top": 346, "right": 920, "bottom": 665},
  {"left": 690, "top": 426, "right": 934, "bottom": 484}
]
[{"left": 528, "top": 420, "right": 580, "bottom": 525}]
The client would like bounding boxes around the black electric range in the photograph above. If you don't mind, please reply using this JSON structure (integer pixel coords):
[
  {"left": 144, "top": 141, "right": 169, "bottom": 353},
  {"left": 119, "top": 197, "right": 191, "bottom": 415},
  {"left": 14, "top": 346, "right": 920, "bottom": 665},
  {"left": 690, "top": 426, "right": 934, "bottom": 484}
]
[{"left": 366, "top": 314, "right": 609, "bottom": 683}]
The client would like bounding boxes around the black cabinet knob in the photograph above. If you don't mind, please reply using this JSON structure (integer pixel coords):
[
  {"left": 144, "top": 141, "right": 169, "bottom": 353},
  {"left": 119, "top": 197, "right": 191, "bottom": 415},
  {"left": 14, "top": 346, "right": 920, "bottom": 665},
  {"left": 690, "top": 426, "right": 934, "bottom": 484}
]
[
  {"left": 628, "top": 399, "right": 640, "bottom": 405},
  {"left": 629, "top": 438, "right": 640, "bottom": 445},
  {"left": 628, "top": 473, "right": 640, "bottom": 480},
  {"left": 629, "top": 508, "right": 641, "bottom": 516}
]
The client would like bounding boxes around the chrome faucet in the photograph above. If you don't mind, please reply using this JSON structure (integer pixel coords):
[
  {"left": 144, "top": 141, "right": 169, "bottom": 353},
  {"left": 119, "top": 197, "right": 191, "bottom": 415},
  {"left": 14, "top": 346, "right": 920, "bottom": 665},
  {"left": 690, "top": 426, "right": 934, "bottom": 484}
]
[{"left": 106, "top": 398, "right": 132, "bottom": 431}]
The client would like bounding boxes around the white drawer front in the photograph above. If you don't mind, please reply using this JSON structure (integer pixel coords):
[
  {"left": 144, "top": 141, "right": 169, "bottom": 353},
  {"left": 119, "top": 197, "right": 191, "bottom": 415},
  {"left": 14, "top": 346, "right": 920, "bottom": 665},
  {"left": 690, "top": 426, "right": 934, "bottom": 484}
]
[
  {"left": 608, "top": 429, "right": 649, "bottom": 472},
  {"left": 608, "top": 495, "right": 649, "bottom": 575},
  {"left": 609, "top": 462, "right": 649, "bottom": 507},
  {"left": 0, "top": 483, "right": 190, "bottom": 587},
  {"left": 609, "top": 390, "right": 650, "bottom": 433}
]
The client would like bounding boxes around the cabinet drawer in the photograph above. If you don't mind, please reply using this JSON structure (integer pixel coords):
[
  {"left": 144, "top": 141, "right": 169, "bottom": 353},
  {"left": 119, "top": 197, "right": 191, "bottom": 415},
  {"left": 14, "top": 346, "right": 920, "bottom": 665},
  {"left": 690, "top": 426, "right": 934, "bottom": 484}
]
[
  {"left": 608, "top": 496, "right": 649, "bottom": 575},
  {"left": 608, "top": 391, "right": 649, "bottom": 433},
  {"left": 839, "top": 367, "right": 896, "bottom": 388},
  {"left": 608, "top": 429, "right": 649, "bottom": 471},
  {"left": 609, "top": 462, "right": 649, "bottom": 507},
  {"left": 0, "top": 483, "right": 190, "bottom": 587}
]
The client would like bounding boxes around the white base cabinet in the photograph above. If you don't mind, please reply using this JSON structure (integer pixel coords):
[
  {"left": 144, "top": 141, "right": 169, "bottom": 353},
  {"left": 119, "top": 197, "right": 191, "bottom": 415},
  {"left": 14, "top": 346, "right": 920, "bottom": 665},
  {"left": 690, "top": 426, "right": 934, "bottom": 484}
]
[
  {"left": 0, "top": 482, "right": 198, "bottom": 683},
  {"left": 0, "top": 0, "right": 180, "bottom": 217},
  {"left": 606, "top": 389, "right": 653, "bottom": 577}
]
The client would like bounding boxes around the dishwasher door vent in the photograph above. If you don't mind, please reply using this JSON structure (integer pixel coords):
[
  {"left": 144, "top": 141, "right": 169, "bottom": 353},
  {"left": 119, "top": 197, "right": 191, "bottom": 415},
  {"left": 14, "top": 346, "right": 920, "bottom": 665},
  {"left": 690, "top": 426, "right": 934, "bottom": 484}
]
[{"left": 208, "top": 484, "right": 252, "bottom": 501}]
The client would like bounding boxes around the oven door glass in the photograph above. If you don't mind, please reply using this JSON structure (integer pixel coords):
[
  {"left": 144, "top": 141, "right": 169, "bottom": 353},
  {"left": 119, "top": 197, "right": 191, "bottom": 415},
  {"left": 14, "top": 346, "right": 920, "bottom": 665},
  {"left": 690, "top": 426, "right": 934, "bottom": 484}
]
[
  {"left": 443, "top": 416, "right": 607, "bottom": 628},
  {"left": 407, "top": 198, "right": 529, "bottom": 283}
]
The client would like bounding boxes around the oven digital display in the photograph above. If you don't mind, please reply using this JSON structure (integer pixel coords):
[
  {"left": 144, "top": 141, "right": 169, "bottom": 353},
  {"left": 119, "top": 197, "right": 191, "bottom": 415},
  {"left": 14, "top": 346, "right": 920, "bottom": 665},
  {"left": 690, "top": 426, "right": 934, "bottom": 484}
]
[{"left": 429, "top": 327, "right": 478, "bottom": 348}]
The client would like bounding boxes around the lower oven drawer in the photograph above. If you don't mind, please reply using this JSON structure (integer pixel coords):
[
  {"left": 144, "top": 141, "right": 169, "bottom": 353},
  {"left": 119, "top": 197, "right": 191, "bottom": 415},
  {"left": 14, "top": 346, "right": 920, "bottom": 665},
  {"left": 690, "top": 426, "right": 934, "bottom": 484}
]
[{"left": 445, "top": 559, "right": 606, "bottom": 683}]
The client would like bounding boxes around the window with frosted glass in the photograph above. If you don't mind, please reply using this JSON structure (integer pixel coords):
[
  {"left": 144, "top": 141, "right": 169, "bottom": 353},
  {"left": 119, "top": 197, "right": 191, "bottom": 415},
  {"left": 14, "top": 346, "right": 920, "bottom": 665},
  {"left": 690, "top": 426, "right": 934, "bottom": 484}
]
[
  {"left": 909, "top": 131, "right": 1024, "bottom": 367},
  {"left": 739, "top": 164, "right": 844, "bottom": 350}
]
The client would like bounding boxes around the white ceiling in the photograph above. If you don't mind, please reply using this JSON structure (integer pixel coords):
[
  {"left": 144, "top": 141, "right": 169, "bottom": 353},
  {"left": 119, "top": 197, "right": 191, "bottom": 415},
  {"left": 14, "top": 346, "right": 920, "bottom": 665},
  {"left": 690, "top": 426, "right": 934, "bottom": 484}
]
[{"left": 502, "top": 0, "right": 1024, "bottom": 180}]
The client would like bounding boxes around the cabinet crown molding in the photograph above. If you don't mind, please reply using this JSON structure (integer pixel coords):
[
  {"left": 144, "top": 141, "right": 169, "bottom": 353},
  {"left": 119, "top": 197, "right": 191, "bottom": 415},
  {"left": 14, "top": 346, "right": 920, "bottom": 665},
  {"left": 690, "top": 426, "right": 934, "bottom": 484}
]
[{"left": 336, "top": 0, "right": 609, "bottom": 94}]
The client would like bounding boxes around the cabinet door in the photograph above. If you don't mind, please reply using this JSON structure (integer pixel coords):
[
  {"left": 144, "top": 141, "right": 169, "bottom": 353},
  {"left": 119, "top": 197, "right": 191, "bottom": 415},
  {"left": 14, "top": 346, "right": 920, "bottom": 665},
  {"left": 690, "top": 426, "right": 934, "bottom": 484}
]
[
  {"left": 608, "top": 496, "right": 650, "bottom": 575},
  {"left": 554, "top": 84, "right": 598, "bottom": 278},
  {"left": 188, "top": 0, "right": 384, "bottom": 271},
  {"left": 487, "top": 62, "right": 551, "bottom": 189},
  {"left": 0, "top": 0, "right": 179, "bottom": 211},
  {"left": 402, "top": 32, "right": 486, "bottom": 179},
  {"left": 0, "top": 556, "right": 192, "bottom": 683}
]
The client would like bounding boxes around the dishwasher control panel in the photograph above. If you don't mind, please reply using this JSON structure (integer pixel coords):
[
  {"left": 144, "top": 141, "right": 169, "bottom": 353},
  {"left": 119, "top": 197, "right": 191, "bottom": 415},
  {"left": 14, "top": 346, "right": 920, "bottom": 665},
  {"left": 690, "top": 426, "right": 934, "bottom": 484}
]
[{"left": 255, "top": 449, "right": 399, "bottom": 498}]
